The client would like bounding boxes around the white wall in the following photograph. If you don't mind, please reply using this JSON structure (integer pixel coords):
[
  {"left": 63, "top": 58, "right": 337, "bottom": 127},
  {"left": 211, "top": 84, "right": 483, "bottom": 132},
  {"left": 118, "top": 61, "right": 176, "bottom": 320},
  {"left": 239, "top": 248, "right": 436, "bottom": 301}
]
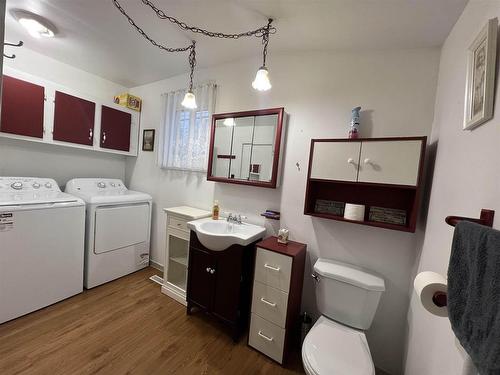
[
  {"left": 405, "top": 2, "right": 500, "bottom": 374},
  {"left": 126, "top": 48, "right": 440, "bottom": 375},
  {"left": 0, "top": 48, "right": 128, "bottom": 187}
]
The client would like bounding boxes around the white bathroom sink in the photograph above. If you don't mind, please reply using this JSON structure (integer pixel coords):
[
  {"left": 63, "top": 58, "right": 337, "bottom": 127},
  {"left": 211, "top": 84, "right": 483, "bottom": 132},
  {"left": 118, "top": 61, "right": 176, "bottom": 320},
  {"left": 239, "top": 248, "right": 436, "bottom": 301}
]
[{"left": 187, "top": 218, "right": 266, "bottom": 251}]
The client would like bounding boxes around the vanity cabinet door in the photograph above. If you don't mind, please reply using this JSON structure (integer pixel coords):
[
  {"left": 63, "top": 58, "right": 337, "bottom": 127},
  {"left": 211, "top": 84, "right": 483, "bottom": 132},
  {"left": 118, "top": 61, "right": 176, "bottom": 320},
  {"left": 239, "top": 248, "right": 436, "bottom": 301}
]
[
  {"left": 310, "top": 141, "right": 361, "bottom": 181},
  {"left": 100, "top": 105, "right": 131, "bottom": 151},
  {"left": 187, "top": 247, "right": 215, "bottom": 310},
  {"left": 358, "top": 140, "right": 423, "bottom": 186},
  {"left": 1, "top": 75, "right": 45, "bottom": 138},
  {"left": 53, "top": 91, "right": 95, "bottom": 146},
  {"left": 212, "top": 246, "right": 244, "bottom": 323}
]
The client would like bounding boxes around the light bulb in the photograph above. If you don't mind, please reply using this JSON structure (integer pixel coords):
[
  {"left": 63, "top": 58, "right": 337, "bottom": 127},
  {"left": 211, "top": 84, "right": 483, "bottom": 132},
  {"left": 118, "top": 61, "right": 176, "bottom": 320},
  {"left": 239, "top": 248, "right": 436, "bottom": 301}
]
[
  {"left": 19, "top": 18, "right": 55, "bottom": 38},
  {"left": 223, "top": 118, "right": 235, "bottom": 126},
  {"left": 252, "top": 66, "right": 272, "bottom": 91},
  {"left": 181, "top": 91, "right": 197, "bottom": 109}
]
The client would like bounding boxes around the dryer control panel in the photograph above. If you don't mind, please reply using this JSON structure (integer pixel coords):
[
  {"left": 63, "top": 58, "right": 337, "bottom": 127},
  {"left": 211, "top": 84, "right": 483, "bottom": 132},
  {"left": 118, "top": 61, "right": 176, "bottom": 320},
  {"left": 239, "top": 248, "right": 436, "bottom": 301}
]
[
  {"left": 65, "top": 178, "right": 127, "bottom": 194},
  {"left": 0, "top": 177, "right": 61, "bottom": 192}
]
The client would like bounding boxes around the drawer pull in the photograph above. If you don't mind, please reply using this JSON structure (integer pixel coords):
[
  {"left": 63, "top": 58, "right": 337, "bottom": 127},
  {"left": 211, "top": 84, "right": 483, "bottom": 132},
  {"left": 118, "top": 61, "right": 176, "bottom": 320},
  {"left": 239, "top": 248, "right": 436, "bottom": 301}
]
[
  {"left": 264, "top": 263, "right": 280, "bottom": 272},
  {"left": 260, "top": 297, "right": 277, "bottom": 307},
  {"left": 258, "top": 330, "right": 274, "bottom": 342}
]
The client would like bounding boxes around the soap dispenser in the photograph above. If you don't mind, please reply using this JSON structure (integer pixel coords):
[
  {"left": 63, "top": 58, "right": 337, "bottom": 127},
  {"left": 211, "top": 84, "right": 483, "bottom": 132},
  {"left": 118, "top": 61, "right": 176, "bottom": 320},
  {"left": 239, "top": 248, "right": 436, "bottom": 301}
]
[{"left": 212, "top": 200, "right": 220, "bottom": 220}]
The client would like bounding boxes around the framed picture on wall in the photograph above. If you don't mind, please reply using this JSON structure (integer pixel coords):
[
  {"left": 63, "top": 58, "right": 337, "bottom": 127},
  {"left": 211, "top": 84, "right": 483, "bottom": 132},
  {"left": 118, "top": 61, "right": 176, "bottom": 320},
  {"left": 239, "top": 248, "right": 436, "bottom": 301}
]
[
  {"left": 142, "top": 129, "right": 155, "bottom": 151},
  {"left": 463, "top": 18, "right": 498, "bottom": 130}
]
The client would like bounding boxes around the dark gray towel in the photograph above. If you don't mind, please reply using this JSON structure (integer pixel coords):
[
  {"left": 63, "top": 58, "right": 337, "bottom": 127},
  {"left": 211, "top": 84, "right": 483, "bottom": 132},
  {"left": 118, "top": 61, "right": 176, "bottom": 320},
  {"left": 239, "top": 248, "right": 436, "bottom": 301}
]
[{"left": 448, "top": 221, "right": 500, "bottom": 375}]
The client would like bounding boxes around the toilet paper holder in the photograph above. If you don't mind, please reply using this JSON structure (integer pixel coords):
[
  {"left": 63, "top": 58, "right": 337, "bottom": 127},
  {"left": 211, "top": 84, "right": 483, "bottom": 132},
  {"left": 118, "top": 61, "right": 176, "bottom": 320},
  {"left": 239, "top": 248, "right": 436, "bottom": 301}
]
[{"left": 432, "top": 291, "right": 447, "bottom": 307}]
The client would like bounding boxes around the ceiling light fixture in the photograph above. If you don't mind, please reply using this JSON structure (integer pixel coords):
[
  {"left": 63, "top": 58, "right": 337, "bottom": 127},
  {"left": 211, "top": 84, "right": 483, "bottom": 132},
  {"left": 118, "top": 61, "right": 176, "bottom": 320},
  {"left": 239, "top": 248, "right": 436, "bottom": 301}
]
[
  {"left": 112, "top": 0, "right": 277, "bottom": 106},
  {"left": 252, "top": 19, "right": 273, "bottom": 91},
  {"left": 11, "top": 9, "right": 57, "bottom": 39}
]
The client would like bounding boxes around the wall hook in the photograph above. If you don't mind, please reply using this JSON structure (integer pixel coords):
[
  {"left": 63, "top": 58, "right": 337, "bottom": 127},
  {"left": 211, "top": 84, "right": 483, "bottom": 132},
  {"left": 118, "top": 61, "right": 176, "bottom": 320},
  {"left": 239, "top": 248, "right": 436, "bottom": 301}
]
[{"left": 3, "top": 40, "right": 23, "bottom": 59}]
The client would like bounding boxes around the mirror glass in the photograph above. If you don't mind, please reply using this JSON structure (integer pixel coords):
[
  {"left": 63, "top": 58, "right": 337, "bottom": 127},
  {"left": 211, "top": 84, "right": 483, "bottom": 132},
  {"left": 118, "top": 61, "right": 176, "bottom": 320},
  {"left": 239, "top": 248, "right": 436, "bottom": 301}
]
[{"left": 208, "top": 108, "right": 284, "bottom": 188}]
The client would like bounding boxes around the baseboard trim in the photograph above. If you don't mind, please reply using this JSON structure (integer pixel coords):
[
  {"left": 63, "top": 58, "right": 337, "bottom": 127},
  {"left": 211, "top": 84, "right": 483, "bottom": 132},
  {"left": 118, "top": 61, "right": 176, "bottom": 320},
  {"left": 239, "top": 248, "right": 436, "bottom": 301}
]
[{"left": 149, "top": 260, "right": 164, "bottom": 272}]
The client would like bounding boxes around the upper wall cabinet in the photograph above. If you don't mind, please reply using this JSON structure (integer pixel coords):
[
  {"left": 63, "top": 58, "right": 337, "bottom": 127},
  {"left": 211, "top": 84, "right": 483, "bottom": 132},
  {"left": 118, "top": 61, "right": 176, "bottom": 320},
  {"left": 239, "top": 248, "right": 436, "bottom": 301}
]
[
  {"left": 1, "top": 75, "right": 45, "bottom": 138},
  {"left": 0, "top": 68, "right": 140, "bottom": 156},
  {"left": 207, "top": 108, "right": 286, "bottom": 189},
  {"left": 305, "top": 137, "right": 427, "bottom": 232},
  {"left": 53, "top": 91, "right": 95, "bottom": 146},
  {"left": 100, "top": 105, "right": 132, "bottom": 152}
]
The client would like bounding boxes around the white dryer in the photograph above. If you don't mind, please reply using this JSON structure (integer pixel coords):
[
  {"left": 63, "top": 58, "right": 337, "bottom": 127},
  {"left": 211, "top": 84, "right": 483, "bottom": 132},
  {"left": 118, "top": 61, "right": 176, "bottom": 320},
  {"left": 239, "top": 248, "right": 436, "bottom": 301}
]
[
  {"left": 0, "top": 177, "right": 85, "bottom": 324},
  {"left": 65, "top": 178, "right": 152, "bottom": 288}
]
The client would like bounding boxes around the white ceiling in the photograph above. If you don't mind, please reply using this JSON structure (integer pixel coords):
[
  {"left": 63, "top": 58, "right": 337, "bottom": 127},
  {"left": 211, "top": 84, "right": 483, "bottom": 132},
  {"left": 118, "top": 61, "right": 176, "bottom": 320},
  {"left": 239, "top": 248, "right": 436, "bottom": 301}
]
[{"left": 4, "top": 0, "right": 468, "bottom": 87}]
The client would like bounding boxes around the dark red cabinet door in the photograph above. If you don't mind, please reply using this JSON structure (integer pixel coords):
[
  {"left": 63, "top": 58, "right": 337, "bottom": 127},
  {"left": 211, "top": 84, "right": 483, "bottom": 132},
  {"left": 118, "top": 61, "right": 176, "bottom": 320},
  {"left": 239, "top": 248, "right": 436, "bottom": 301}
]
[
  {"left": 1, "top": 75, "right": 45, "bottom": 138},
  {"left": 212, "top": 246, "right": 244, "bottom": 323},
  {"left": 53, "top": 91, "right": 95, "bottom": 146},
  {"left": 100, "top": 105, "right": 131, "bottom": 152},
  {"left": 187, "top": 247, "right": 215, "bottom": 311}
]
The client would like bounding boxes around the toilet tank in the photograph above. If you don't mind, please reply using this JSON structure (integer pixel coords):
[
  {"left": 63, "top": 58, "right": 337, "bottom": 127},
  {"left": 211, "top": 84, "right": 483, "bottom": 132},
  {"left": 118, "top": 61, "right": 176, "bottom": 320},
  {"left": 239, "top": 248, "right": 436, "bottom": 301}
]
[{"left": 314, "top": 258, "right": 385, "bottom": 330}]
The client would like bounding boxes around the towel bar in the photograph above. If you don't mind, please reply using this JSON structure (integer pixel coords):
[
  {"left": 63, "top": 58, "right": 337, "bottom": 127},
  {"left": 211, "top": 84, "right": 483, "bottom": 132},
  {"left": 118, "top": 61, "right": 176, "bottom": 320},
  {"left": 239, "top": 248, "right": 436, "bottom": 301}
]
[{"left": 445, "top": 209, "right": 495, "bottom": 228}]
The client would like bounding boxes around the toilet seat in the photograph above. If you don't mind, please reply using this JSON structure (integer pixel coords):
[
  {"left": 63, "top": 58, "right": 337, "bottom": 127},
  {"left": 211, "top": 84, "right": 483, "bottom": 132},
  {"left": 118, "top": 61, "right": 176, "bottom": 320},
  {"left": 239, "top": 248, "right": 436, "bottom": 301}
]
[{"left": 302, "top": 316, "right": 375, "bottom": 375}]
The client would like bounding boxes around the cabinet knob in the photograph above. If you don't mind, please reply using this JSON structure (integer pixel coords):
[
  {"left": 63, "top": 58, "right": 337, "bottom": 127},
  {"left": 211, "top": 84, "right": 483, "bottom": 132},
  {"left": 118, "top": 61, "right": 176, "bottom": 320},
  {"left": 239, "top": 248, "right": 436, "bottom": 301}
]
[
  {"left": 347, "top": 158, "right": 355, "bottom": 165},
  {"left": 89, "top": 128, "right": 93, "bottom": 141},
  {"left": 206, "top": 267, "right": 210, "bottom": 273},
  {"left": 364, "top": 158, "right": 372, "bottom": 164},
  {"left": 210, "top": 269, "right": 215, "bottom": 274},
  {"left": 102, "top": 131, "right": 107, "bottom": 144}
]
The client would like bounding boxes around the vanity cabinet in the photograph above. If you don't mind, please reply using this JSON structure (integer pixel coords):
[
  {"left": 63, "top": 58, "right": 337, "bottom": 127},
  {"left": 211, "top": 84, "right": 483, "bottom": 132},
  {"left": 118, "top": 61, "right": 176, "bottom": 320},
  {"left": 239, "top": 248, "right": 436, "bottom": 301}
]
[
  {"left": 305, "top": 137, "right": 426, "bottom": 232},
  {"left": 187, "top": 231, "right": 258, "bottom": 341},
  {"left": 1, "top": 75, "right": 45, "bottom": 138},
  {"left": 162, "top": 206, "right": 211, "bottom": 306},
  {"left": 248, "top": 237, "right": 306, "bottom": 364},
  {"left": 53, "top": 91, "right": 96, "bottom": 146}
]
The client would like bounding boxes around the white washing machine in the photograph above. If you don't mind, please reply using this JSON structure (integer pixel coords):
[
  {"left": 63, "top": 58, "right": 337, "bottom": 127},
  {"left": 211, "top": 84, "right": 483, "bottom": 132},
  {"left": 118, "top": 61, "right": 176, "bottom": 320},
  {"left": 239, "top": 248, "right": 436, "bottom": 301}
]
[
  {"left": 0, "top": 177, "right": 85, "bottom": 324},
  {"left": 65, "top": 178, "right": 152, "bottom": 288}
]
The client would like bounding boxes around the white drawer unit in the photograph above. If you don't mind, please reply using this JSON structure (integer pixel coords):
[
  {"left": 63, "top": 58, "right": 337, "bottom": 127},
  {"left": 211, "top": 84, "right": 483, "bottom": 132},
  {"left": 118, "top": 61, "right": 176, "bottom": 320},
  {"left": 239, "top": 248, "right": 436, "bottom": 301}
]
[
  {"left": 254, "top": 247, "right": 292, "bottom": 292},
  {"left": 162, "top": 206, "right": 211, "bottom": 305},
  {"left": 248, "top": 237, "right": 306, "bottom": 365}
]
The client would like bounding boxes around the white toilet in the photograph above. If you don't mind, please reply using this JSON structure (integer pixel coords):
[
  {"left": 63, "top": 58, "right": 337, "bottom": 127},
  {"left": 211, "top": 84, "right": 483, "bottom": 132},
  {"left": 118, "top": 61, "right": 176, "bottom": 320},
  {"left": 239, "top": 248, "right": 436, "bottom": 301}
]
[{"left": 302, "top": 258, "right": 385, "bottom": 375}]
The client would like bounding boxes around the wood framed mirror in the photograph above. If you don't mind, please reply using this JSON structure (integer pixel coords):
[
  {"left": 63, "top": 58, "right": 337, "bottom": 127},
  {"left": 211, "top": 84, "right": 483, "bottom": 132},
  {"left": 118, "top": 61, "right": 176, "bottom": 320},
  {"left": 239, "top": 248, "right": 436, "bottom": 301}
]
[{"left": 207, "top": 107, "right": 285, "bottom": 188}]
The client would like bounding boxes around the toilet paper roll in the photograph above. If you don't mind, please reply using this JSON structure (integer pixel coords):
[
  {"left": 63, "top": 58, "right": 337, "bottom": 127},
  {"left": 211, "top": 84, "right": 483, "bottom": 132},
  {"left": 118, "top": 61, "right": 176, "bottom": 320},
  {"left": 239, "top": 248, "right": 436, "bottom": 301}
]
[
  {"left": 414, "top": 271, "right": 448, "bottom": 317},
  {"left": 344, "top": 203, "right": 365, "bottom": 221}
]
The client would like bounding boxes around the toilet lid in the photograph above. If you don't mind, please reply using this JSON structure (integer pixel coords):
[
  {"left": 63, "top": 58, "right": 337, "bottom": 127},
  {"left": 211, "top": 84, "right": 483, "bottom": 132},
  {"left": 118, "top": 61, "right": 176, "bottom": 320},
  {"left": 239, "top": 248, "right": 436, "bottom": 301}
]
[{"left": 302, "top": 316, "right": 374, "bottom": 375}]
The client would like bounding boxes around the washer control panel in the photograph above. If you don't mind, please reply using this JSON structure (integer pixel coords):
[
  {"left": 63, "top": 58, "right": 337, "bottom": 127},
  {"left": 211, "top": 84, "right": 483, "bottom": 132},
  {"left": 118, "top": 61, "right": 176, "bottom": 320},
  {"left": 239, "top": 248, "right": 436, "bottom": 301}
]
[{"left": 0, "top": 177, "right": 61, "bottom": 192}]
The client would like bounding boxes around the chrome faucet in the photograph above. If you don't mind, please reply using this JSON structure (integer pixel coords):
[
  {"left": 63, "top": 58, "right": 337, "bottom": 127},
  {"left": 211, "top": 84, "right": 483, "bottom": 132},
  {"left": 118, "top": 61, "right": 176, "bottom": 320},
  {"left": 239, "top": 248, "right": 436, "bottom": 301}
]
[{"left": 226, "top": 213, "right": 246, "bottom": 224}]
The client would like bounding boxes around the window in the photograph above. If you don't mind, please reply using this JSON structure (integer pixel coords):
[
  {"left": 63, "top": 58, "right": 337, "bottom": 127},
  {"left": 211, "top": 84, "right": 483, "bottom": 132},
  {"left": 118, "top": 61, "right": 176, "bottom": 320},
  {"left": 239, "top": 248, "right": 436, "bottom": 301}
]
[{"left": 158, "top": 83, "right": 216, "bottom": 171}]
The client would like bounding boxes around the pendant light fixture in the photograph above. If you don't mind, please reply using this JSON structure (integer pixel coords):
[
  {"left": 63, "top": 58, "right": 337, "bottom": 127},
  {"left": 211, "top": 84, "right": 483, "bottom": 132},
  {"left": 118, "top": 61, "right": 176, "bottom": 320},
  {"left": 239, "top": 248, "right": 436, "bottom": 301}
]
[
  {"left": 181, "top": 42, "right": 197, "bottom": 109},
  {"left": 113, "top": 1, "right": 277, "bottom": 101},
  {"left": 252, "top": 19, "right": 273, "bottom": 91}
]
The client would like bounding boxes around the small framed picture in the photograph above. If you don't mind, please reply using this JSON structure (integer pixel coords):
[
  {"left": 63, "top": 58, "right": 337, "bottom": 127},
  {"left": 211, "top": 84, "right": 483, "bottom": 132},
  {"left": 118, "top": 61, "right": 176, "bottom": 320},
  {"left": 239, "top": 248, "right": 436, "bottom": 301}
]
[
  {"left": 142, "top": 129, "right": 155, "bottom": 151},
  {"left": 463, "top": 18, "right": 498, "bottom": 130}
]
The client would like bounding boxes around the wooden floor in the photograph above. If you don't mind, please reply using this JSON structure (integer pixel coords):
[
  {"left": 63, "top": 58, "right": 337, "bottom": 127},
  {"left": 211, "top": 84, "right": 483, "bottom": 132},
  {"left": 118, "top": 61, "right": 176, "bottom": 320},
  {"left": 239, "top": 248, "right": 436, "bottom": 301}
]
[{"left": 0, "top": 267, "right": 304, "bottom": 375}]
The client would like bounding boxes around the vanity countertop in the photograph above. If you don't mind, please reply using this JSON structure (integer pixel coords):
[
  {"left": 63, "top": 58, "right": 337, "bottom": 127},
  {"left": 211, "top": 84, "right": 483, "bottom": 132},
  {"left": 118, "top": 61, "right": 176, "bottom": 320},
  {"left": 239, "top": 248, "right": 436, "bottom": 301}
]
[{"left": 163, "top": 206, "right": 211, "bottom": 220}]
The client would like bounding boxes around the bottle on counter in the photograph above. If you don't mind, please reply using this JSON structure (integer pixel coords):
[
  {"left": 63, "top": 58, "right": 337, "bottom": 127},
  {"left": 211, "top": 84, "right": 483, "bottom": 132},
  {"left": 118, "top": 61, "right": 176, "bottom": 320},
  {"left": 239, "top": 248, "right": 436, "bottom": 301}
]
[{"left": 212, "top": 200, "right": 220, "bottom": 220}]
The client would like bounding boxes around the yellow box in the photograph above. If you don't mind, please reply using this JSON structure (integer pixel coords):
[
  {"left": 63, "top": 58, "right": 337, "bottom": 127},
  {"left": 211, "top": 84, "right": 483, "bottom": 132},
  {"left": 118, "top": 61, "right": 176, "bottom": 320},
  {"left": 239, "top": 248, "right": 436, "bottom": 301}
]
[{"left": 113, "top": 93, "right": 142, "bottom": 112}]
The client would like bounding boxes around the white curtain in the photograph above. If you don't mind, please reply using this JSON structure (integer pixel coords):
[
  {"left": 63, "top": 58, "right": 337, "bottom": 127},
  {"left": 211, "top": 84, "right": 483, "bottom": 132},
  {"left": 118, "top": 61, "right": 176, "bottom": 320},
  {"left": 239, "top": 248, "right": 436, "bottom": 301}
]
[{"left": 158, "top": 82, "right": 216, "bottom": 172}]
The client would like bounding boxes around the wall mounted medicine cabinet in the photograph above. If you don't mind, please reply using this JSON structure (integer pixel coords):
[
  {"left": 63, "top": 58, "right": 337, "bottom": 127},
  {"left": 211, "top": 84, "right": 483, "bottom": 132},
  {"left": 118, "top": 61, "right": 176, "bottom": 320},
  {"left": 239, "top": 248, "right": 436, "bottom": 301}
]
[
  {"left": 0, "top": 67, "right": 140, "bottom": 156},
  {"left": 207, "top": 107, "right": 286, "bottom": 188},
  {"left": 304, "top": 136, "right": 427, "bottom": 232}
]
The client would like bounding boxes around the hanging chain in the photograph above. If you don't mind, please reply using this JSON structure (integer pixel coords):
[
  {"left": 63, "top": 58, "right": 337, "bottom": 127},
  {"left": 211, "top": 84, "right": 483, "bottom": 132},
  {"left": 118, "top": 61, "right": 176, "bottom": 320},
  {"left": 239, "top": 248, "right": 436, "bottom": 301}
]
[
  {"left": 140, "top": 0, "right": 276, "bottom": 39},
  {"left": 261, "top": 19, "right": 272, "bottom": 67},
  {"left": 112, "top": 0, "right": 275, "bottom": 92},
  {"left": 112, "top": 0, "right": 192, "bottom": 52},
  {"left": 188, "top": 41, "right": 196, "bottom": 91}
]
